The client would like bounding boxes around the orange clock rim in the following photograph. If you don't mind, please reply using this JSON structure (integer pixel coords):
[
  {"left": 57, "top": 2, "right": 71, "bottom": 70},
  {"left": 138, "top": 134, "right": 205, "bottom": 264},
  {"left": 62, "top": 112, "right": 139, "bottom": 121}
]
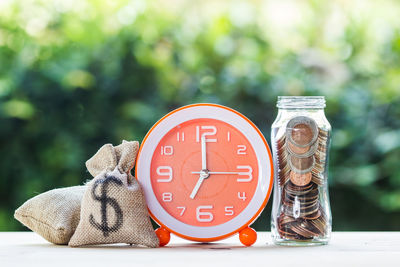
[{"left": 135, "top": 103, "right": 274, "bottom": 242}]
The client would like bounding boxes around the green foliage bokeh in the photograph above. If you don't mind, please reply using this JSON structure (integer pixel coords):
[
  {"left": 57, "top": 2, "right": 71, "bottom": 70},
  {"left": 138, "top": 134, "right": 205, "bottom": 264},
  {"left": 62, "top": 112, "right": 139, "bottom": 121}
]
[{"left": 1, "top": 0, "right": 400, "bottom": 231}]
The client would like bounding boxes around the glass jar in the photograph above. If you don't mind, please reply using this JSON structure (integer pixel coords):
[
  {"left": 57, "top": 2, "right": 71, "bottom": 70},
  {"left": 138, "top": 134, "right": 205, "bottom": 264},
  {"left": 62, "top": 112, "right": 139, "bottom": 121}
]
[{"left": 270, "top": 96, "right": 332, "bottom": 246}]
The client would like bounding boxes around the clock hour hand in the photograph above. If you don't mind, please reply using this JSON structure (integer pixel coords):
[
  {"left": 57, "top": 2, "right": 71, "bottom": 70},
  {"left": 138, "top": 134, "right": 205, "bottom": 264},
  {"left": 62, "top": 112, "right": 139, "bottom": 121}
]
[
  {"left": 190, "top": 171, "right": 209, "bottom": 199},
  {"left": 190, "top": 176, "right": 205, "bottom": 199}
]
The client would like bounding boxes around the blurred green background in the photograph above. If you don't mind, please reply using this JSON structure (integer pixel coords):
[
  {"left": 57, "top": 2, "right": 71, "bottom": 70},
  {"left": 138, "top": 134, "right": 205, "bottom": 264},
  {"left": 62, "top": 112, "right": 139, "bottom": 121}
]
[{"left": 1, "top": 0, "right": 400, "bottom": 231}]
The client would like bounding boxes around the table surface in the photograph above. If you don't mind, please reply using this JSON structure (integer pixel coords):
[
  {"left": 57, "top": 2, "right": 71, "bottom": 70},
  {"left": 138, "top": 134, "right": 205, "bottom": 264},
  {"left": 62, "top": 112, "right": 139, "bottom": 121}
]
[{"left": 1, "top": 231, "right": 399, "bottom": 266}]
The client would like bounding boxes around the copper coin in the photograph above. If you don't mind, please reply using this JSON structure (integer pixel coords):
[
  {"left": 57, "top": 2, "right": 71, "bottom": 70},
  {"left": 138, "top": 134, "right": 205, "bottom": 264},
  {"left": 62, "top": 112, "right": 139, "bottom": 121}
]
[
  {"left": 279, "top": 158, "right": 289, "bottom": 172},
  {"left": 291, "top": 224, "right": 317, "bottom": 239},
  {"left": 303, "top": 187, "right": 319, "bottom": 199},
  {"left": 283, "top": 199, "right": 319, "bottom": 216},
  {"left": 314, "top": 151, "right": 325, "bottom": 163},
  {"left": 283, "top": 195, "right": 318, "bottom": 207},
  {"left": 285, "top": 182, "right": 314, "bottom": 196},
  {"left": 311, "top": 173, "right": 324, "bottom": 186},
  {"left": 287, "top": 142, "right": 310, "bottom": 154},
  {"left": 309, "top": 218, "right": 325, "bottom": 235},
  {"left": 288, "top": 140, "right": 319, "bottom": 159},
  {"left": 319, "top": 128, "right": 329, "bottom": 138},
  {"left": 304, "top": 210, "right": 321, "bottom": 220},
  {"left": 283, "top": 201, "right": 319, "bottom": 215},
  {"left": 285, "top": 181, "right": 316, "bottom": 195},
  {"left": 301, "top": 220, "right": 321, "bottom": 236},
  {"left": 286, "top": 116, "right": 318, "bottom": 147},
  {"left": 282, "top": 162, "right": 291, "bottom": 174},
  {"left": 279, "top": 173, "right": 290, "bottom": 186},
  {"left": 312, "top": 161, "right": 325, "bottom": 173},
  {"left": 290, "top": 171, "right": 312, "bottom": 186},
  {"left": 278, "top": 214, "right": 296, "bottom": 225},
  {"left": 308, "top": 212, "right": 327, "bottom": 235},
  {"left": 284, "top": 190, "right": 318, "bottom": 204},
  {"left": 282, "top": 200, "right": 318, "bottom": 214},
  {"left": 279, "top": 163, "right": 291, "bottom": 185},
  {"left": 282, "top": 219, "right": 317, "bottom": 239},
  {"left": 291, "top": 123, "right": 314, "bottom": 146},
  {"left": 289, "top": 155, "right": 315, "bottom": 173},
  {"left": 277, "top": 135, "right": 286, "bottom": 149},
  {"left": 278, "top": 228, "right": 298, "bottom": 239},
  {"left": 278, "top": 150, "right": 288, "bottom": 164}
]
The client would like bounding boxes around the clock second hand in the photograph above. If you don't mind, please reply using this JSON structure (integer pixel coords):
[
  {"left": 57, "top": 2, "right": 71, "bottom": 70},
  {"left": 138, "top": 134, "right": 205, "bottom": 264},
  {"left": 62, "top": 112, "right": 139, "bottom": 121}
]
[{"left": 191, "top": 171, "right": 242, "bottom": 175}]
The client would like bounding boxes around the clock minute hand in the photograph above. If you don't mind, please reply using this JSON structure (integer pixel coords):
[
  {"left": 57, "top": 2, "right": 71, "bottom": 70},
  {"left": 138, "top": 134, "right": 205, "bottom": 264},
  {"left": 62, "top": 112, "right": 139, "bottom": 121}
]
[
  {"left": 190, "top": 136, "right": 208, "bottom": 200},
  {"left": 201, "top": 135, "right": 207, "bottom": 170}
]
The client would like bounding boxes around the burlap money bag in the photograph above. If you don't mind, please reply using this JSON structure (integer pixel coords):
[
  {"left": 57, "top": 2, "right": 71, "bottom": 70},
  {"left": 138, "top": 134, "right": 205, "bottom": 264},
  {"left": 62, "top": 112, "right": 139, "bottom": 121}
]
[
  {"left": 14, "top": 185, "right": 86, "bottom": 245},
  {"left": 69, "top": 141, "right": 159, "bottom": 247}
]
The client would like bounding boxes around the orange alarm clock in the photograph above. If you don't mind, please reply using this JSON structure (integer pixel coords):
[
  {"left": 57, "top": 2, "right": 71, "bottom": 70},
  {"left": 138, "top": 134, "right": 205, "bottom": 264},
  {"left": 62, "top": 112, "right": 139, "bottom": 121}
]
[{"left": 135, "top": 104, "right": 273, "bottom": 246}]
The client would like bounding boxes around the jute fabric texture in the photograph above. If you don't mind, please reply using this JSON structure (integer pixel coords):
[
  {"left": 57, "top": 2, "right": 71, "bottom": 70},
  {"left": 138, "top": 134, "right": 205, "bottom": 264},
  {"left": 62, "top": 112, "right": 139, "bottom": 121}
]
[
  {"left": 14, "top": 186, "right": 86, "bottom": 245},
  {"left": 69, "top": 141, "right": 158, "bottom": 247}
]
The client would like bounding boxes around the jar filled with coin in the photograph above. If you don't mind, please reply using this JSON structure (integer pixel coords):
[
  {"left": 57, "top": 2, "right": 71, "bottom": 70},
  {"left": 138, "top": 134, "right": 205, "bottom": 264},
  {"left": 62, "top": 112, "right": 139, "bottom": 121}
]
[{"left": 270, "top": 96, "right": 332, "bottom": 246}]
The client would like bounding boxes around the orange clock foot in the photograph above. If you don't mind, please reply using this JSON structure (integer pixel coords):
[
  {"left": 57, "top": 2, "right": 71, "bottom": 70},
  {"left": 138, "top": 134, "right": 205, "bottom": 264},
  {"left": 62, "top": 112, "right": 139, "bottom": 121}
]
[
  {"left": 155, "top": 227, "right": 170, "bottom": 247},
  {"left": 239, "top": 227, "right": 257, "bottom": 246}
]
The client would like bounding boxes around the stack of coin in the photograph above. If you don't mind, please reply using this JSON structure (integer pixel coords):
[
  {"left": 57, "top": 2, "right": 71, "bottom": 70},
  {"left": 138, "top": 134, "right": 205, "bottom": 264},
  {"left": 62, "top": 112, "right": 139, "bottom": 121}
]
[
  {"left": 277, "top": 211, "right": 327, "bottom": 240},
  {"left": 275, "top": 116, "right": 329, "bottom": 240}
]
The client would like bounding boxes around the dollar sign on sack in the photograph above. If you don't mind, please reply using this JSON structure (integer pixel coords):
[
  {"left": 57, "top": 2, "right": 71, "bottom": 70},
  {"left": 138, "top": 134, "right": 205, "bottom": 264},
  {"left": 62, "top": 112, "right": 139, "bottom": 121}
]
[{"left": 89, "top": 175, "right": 123, "bottom": 237}]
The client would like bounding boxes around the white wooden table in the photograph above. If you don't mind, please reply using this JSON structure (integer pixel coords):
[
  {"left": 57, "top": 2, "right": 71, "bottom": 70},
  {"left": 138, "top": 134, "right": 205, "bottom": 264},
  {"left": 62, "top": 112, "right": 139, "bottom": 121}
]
[{"left": 1, "top": 232, "right": 399, "bottom": 266}]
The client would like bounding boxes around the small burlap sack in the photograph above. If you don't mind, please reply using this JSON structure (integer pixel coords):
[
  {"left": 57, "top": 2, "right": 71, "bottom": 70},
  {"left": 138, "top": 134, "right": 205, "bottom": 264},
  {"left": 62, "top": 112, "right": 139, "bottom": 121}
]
[
  {"left": 14, "top": 185, "right": 86, "bottom": 245},
  {"left": 69, "top": 141, "right": 158, "bottom": 247}
]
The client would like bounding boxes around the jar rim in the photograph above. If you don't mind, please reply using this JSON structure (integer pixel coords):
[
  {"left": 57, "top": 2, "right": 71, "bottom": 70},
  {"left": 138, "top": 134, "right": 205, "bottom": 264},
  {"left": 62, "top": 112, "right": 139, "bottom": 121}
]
[{"left": 277, "top": 96, "right": 326, "bottom": 109}]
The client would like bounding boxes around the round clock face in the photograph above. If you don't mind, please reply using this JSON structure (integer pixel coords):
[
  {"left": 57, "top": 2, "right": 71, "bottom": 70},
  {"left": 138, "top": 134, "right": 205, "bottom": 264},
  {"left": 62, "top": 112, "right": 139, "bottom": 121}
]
[
  {"left": 151, "top": 118, "right": 259, "bottom": 227},
  {"left": 136, "top": 104, "right": 273, "bottom": 241}
]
